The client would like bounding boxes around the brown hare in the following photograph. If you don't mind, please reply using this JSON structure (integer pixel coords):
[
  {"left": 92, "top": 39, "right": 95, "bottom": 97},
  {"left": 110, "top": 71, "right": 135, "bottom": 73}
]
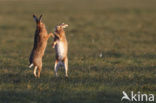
[
  {"left": 29, "top": 14, "right": 53, "bottom": 78},
  {"left": 52, "top": 23, "right": 69, "bottom": 77}
]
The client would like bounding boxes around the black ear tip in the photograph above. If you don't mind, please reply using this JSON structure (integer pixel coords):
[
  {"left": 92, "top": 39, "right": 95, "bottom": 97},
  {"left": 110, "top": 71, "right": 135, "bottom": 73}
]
[
  {"left": 39, "top": 14, "right": 43, "bottom": 20},
  {"left": 40, "top": 14, "right": 43, "bottom": 18},
  {"left": 33, "top": 14, "right": 35, "bottom": 17}
]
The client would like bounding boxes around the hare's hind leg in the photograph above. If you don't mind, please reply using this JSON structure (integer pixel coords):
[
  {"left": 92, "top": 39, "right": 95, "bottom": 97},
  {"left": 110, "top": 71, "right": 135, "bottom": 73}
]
[
  {"left": 37, "top": 64, "right": 42, "bottom": 78},
  {"left": 34, "top": 66, "right": 38, "bottom": 77},
  {"left": 64, "top": 57, "right": 68, "bottom": 77},
  {"left": 54, "top": 60, "right": 59, "bottom": 77}
]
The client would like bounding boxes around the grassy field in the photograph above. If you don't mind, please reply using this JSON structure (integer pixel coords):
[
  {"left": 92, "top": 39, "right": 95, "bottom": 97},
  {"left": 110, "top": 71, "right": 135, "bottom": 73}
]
[{"left": 0, "top": 0, "right": 156, "bottom": 103}]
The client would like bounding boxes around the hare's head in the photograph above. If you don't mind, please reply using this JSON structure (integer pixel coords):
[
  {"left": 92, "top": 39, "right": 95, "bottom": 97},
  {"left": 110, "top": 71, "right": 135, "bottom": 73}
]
[
  {"left": 55, "top": 23, "right": 68, "bottom": 32},
  {"left": 33, "top": 14, "right": 45, "bottom": 29}
]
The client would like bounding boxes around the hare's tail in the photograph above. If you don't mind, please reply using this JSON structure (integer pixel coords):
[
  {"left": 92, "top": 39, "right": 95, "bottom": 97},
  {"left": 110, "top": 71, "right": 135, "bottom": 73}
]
[{"left": 29, "top": 63, "right": 34, "bottom": 68}]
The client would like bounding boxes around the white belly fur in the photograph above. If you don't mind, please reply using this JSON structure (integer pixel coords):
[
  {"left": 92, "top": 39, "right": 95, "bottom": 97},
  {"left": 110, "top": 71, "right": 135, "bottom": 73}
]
[{"left": 56, "top": 41, "right": 64, "bottom": 60}]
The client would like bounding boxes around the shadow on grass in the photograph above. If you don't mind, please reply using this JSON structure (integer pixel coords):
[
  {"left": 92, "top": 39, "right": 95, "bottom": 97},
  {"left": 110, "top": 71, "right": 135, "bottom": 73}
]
[
  {"left": 0, "top": 89, "right": 121, "bottom": 103},
  {"left": 0, "top": 72, "right": 121, "bottom": 103}
]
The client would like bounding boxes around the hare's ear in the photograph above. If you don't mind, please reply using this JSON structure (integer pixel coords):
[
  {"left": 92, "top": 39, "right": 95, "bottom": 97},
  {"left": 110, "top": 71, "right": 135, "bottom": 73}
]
[
  {"left": 62, "top": 24, "right": 68, "bottom": 29},
  {"left": 39, "top": 14, "right": 43, "bottom": 21},
  {"left": 33, "top": 14, "right": 39, "bottom": 22},
  {"left": 61, "top": 23, "right": 69, "bottom": 29}
]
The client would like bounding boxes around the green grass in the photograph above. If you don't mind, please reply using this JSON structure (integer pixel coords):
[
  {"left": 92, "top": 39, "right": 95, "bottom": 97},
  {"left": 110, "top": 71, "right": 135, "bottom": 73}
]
[{"left": 0, "top": 0, "right": 156, "bottom": 103}]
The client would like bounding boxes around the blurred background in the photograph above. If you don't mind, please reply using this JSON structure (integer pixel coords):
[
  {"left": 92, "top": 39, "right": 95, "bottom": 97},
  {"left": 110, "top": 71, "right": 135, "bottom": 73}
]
[{"left": 0, "top": 0, "right": 156, "bottom": 103}]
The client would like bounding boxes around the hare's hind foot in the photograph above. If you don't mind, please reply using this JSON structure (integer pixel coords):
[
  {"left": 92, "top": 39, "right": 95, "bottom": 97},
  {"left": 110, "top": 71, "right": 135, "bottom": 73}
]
[
  {"left": 29, "top": 63, "right": 34, "bottom": 68},
  {"left": 33, "top": 66, "right": 38, "bottom": 78}
]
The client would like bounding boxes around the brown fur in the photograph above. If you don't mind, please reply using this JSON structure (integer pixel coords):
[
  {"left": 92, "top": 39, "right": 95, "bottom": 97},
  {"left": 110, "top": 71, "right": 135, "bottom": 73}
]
[
  {"left": 52, "top": 23, "right": 68, "bottom": 77},
  {"left": 29, "top": 14, "right": 53, "bottom": 78}
]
